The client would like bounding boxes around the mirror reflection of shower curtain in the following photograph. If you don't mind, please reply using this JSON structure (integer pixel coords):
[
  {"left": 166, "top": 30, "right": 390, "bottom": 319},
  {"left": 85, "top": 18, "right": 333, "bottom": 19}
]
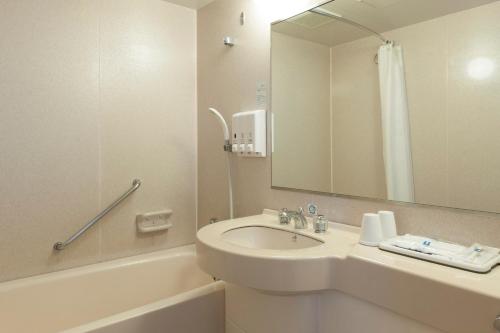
[{"left": 377, "top": 44, "right": 415, "bottom": 202}]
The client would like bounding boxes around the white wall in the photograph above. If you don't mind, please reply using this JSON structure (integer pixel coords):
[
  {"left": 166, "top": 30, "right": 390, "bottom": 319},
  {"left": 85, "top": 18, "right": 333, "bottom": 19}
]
[
  {"left": 271, "top": 32, "right": 332, "bottom": 193},
  {"left": 331, "top": 38, "right": 387, "bottom": 199},
  {"left": 0, "top": 0, "right": 197, "bottom": 282}
]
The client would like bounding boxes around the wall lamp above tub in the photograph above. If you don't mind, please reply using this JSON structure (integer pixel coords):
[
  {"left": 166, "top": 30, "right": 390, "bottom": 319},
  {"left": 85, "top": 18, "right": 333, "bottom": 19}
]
[{"left": 53, "top": 179, "right": 142, "bottom": 251}]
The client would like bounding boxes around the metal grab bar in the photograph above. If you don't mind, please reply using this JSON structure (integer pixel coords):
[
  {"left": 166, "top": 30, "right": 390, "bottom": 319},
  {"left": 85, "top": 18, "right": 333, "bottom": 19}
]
[{"left": 53, "top": 179, "right": 142, "bottom": 251}]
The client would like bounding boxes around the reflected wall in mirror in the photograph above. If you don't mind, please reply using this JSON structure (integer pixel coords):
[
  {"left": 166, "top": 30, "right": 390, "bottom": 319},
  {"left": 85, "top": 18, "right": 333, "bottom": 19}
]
[{"left": 271, "top": 0, "right": 500, "bottom": 213}]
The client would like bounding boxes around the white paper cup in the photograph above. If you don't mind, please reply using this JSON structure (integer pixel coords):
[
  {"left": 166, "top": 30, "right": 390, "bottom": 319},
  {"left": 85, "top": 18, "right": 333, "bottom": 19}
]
[
  {"left": 378, "top": 211, "right": 397, "bottom": 240},
  {"left": 359, "top": 213, "right": 383, "bottom": 246}
]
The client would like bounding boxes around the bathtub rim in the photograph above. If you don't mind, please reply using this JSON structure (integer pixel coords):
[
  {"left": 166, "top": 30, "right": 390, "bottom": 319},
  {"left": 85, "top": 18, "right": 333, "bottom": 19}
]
[{"left": 0, "top": 244, "right": 199, "bottom": 292}]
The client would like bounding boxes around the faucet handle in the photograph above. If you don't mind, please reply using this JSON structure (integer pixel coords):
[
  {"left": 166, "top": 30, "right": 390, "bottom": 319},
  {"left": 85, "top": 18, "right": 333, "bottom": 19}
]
[
  {"left": 293, "top": 207, "right": 308, "bottom": 230},
  {"left": 279, "top": 208, "right": 290, "bottom": 224},
  {"left": 307, "top": 203, "right": 318, "bottom": 216},
  {"left": 314, "top": 215, "right": 329, "bottom": 233}
]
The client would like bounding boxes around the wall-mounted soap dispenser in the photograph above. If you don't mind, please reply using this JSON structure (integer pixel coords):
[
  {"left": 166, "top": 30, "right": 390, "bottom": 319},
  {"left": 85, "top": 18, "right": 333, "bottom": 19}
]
[{"left": 231, "top": 110, "right": 266, "bottom": 157}]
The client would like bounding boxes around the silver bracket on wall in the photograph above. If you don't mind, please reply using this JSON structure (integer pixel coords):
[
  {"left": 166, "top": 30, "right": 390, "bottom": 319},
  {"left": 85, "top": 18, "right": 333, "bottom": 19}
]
[{"left": 223, "top": 36, "right": 234, "bottom": 47}]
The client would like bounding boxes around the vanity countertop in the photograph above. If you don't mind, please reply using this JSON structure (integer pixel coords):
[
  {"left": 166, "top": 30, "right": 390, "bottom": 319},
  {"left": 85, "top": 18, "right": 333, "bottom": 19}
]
[{"left": 197, "top": 209, "right": 500, "bottom": 333}]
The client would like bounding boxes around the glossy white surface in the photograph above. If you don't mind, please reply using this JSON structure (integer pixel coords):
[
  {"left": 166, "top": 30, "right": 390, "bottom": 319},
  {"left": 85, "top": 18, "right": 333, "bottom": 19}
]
[
  {"left": 65, "top": 282, "right": 225, "bottom": 333},
  {"left": 197, "top": 210, "right": 359, "bottom": 293},
  {"left": 225, "top": 283, "right": 445, "bottom": 333},
  {"left": 197, "top": 210, "right": 500, "bottom": 333},
  {"left": 222, "top": 226, "right": 323, "bottom": 250},
  {"left": 0, "top": 245, "right": 216, "bottom": 333}
]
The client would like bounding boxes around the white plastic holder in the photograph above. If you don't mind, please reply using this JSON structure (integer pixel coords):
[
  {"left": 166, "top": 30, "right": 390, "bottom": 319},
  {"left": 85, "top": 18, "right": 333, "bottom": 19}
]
[
  {"left": 136, "top": 209, "right": 173, "bottom": 233},
  {"left": 231, "top": 110, "right": 267, "bottom": 157},
  {"left": 379, "top": 235, "right": 500, "bottom": 273}
]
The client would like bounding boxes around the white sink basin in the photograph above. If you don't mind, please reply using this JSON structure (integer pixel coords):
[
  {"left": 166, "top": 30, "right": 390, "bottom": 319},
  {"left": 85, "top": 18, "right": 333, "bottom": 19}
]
[
  {"left": 196, "top": 210, "right": 360, "bottom": 293},
  {"left": 222, "top": 226, "right": 323, "bottom": 250}
]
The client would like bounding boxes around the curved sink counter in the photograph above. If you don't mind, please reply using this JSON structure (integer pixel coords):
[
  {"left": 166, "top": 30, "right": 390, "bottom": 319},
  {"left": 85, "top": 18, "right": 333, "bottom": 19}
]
[
  {"left": 197, "top": 210, "right": 359, "bottom": 293},
  {"left": 197, "top": 209, "right": 500, "bottom": 333}
]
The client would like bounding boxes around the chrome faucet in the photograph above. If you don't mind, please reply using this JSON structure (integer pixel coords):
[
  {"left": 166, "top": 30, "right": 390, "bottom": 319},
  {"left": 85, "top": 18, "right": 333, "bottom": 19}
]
[{"left": 278, "top": 207, "right": 308, "bottom": 229}]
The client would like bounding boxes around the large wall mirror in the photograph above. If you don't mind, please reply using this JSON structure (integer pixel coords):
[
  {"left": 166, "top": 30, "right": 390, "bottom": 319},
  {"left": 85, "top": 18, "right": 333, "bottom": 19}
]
[{"left": 271, "top": 0, "right": 500, "bottom": 213}]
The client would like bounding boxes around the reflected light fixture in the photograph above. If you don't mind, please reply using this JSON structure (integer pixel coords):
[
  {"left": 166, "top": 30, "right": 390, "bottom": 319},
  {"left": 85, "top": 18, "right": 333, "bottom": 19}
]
[{"left": 467, "top": 57, "right": 495, "bottom": 80}]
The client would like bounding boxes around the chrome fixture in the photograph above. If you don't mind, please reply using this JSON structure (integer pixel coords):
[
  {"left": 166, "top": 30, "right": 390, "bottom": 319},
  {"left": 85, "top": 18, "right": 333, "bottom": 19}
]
[
  {"left": 223, "top": 36, "right": 235, "bottom": 46},
  {"left": 279, "top": 208, "right": 290, "bottom": 224},
  {"left": 278, "top": 207, "right": 308, "bottom": 229},
  {"left": 53, "top": 179, "right": 141, "bottom": 251},
  {"left": 494, "top": 315, "right": 500, "bottom": 332},
  {"left": 307, "top": 203, "right": 318, "bottom": 216},
  {"left": 314, "top": 215, "right": 329, "bottom": 233}
]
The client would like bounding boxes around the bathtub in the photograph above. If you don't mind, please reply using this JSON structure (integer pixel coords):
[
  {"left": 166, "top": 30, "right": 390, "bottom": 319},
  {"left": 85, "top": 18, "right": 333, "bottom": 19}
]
[{"left": 0, "top": 245, "right": 225, "bottom": 333}]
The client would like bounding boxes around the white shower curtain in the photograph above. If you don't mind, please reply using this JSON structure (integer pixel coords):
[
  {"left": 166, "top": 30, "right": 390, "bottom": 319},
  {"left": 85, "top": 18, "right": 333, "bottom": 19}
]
[{"left": 377, "top": 43, "right": 415, "bottom": 202}]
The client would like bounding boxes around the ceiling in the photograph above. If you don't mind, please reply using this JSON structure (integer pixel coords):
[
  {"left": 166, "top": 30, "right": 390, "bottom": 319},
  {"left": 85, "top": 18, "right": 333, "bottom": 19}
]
[
  {"left": 273, "top": 0, "right": 499, "bottom": 46},
  {"left": 163, "top": 0, "right": 214, "bottom": 9}
]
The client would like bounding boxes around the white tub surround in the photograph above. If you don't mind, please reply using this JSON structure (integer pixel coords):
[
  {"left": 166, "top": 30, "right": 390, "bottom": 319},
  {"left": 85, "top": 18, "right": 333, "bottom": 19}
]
[
  {"left": 0, "top": 245, "right": 224, "bottom": 333},
  {"left": 197, "top": 210, "right": 500, "bottom": 333}
]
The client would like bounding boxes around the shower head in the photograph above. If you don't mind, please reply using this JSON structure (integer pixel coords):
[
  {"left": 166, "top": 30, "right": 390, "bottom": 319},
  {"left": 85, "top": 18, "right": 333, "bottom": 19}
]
[{"left": 208, "top": 107, "right": 230, "bottom": 141}]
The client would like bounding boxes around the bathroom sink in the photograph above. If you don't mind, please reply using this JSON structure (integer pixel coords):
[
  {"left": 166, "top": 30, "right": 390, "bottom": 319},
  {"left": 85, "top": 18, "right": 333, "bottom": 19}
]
[
  {"left": 221, "top": 226, "right": 323, "bottom": 250},
  {"left": 196, "top": 212, "right": 500, "bottom": 333},
  {"left": 196, "top": 210, "right": 359, "bottom": 293}
]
